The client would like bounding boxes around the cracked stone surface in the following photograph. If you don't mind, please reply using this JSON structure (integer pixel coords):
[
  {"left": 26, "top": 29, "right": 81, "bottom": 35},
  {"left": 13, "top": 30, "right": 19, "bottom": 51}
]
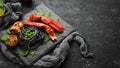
[{"left": 0, "top": 0, "right": 120, "bottom": 68}]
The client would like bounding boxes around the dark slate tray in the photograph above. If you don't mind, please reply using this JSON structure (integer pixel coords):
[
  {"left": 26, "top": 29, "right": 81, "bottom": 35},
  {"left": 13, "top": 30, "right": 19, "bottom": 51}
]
[{"left": 0, "top": 3, "right": 76, "bottom": 67}]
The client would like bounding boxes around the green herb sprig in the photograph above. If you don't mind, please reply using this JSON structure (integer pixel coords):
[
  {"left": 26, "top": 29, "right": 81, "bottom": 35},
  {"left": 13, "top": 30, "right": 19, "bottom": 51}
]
[{"left": 21, "top": 49, "right": 36, "bottom": 57}]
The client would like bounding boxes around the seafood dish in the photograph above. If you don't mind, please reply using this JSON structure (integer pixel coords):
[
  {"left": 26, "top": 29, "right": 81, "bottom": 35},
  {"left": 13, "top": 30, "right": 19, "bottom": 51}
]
[{"left": 0, "top": 3, "right": 93, "bottom": 68}]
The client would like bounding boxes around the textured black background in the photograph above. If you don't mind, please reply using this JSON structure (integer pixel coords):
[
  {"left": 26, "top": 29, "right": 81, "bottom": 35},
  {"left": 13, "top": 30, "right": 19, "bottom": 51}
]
[{"left": 0, "top": 0, "right": 120, "bottom": 68}]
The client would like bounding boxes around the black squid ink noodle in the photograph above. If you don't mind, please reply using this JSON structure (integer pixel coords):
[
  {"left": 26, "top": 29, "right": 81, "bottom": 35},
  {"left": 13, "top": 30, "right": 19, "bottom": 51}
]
[{"left": 19, "top": 25, "right": 45, "bottom": 49}]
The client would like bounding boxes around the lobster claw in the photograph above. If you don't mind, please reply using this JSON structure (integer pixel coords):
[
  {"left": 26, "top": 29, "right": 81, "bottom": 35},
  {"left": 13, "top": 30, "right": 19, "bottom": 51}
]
[{"left": 28, "top": 14, "right": 64, "bottom": 32}]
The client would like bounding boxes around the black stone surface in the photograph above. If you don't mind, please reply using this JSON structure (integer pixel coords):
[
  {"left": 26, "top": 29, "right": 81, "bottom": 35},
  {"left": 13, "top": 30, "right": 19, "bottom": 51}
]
[{"left": 0, "top": 0, "right": 120, "bottom": 68}]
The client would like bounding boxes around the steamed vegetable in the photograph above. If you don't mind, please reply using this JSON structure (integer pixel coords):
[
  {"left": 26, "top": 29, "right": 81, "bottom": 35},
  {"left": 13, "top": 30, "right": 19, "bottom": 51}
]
[{"left": 24, "top": 29, "right": 35, "bottom": 39}]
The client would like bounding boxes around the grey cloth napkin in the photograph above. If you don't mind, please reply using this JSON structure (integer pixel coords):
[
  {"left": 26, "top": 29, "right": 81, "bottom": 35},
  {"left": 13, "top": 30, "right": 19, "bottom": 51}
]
[{"left": 0, "top": 3, "right": 93, "bottom": 68}]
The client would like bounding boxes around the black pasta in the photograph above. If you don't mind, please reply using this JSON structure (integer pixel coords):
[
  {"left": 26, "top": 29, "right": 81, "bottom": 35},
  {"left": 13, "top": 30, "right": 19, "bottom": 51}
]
[{"left": 19, "top": 25, "right": 45, "bottom": 49}]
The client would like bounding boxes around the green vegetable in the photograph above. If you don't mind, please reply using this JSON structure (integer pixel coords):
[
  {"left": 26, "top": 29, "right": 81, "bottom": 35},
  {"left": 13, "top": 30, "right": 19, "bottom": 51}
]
[
  {"left": 30, "top": 50, "right": 36, "bottom": 56},
  {"left": 0, "top": 0, "right": 4, "bottom": 6},
  {"left": 35, "top": 9, "right": 45, "bottom": 16},
  {"left": 24, "top": 30, "right": 35, "bottom": 39},
  {"left": 55, "top": 31, "right": 61, "bottom": 35},
  {"left": 43, "top": 33, "right": 50, "bottom": 43},
  {"left": 0, "top": 34, "right": 9, "bottom": 41},
  {"left": 6, "top": 29, "right": 11, "bottom": 34},
  {"left": 21, "top": 49, "right": 30, "bottom": 57},
  {"left": 44, "top": 11, "right": 51, "bottom": 17},
  {"left": 52, "top": 17, "right": 59, "bottom": 22},
  {"left": 21, "top": 49, "right": 36, "bottom": 57}
]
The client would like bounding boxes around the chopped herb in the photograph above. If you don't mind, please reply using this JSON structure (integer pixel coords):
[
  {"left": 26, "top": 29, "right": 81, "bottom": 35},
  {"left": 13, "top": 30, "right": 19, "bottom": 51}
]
[
  {"left": 30, "top": 50, "right": 36, "bottom": 57},
  {"left": 0, "top": 34, "right": 9, "bottom": 41},
  {"left": 43, "top": 33, "right": 50, "bottom": 43},
  {"left": 52, "top": 17, "right": 59, "bottom": 22},
  {"left": 21, "top": 49, "right": 30, "bottom": 57},
  {"left": 6, "top": 29, "right": 11, "bottom": 34},
  {"left": 35, "top": 9, "right": 45, "bottom": 16},
  {"left": 44, "top": 11, "right": 51, "bottom": 17}
]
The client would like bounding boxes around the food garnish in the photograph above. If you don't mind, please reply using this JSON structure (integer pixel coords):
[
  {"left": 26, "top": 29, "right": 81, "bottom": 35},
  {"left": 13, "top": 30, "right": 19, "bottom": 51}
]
[
  {"left": 43, "top": 33, "right": 50, "bottom": 43},
  {"left": 21, "top": 49, "right": 36, "bottom": 57},
  {"left": 30, "top": 50, "right": 36, "bottom": 56},
  {"left": 6, "top": 29, "right": 11, "bottom": 35},
  {"left": 0, "top": 34, "right": 9, "bottom": 41},
  {"left": 24, "top": 29, "right": 35, "bottom": 39},
  {"left": 21, "top": 49, "right": 30, "bottom": 57},
  {"left": 52, "top": 17, "right": 59, "bottom": 22},
  {"left": 35, "top": 9, "right": 45, "bottom": 16},
  {"left": 44, "top": 11, "right": 51, "bottom": 17}
]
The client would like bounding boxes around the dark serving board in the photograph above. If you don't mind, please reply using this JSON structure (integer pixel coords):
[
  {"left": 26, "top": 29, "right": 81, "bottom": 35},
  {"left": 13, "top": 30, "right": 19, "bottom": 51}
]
[{"left": 0, "top": 3, "right": 76, "bottom": 67}]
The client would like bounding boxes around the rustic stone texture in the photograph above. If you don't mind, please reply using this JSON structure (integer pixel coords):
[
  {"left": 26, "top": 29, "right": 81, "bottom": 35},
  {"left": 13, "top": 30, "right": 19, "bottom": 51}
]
[{"left": 0, "top": 0, "right": 120, "bottom": 68}]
